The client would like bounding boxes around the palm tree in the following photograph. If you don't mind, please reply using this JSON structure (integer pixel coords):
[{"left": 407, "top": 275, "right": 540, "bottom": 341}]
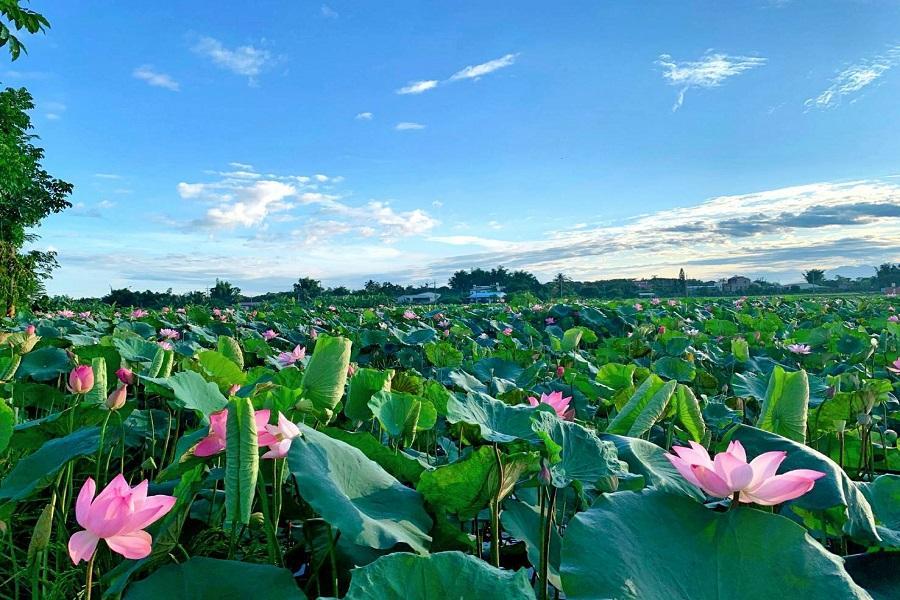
[{"left": 553, "top": 273, "right": 571, "bottom": 298}]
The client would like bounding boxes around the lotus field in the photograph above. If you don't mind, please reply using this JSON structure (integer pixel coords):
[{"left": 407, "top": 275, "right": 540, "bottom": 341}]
[{"left": 2, "top": 296, "right": 900, "bottom": 599}]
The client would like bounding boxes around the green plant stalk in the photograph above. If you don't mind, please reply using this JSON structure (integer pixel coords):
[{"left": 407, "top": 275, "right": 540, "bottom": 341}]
[
  {"left": 255, "top": 469, "right": 283, "bottom": 566},
  {"left": 490, "top": 443, "right": 504, "bottom": 568},
  {"left": 538, "top": 486, "right": 557, "bottom": 600},
  {"left": 95, "top": 410, "right": 113, "bottom": 485},
  {"left": 327, "top": 524, "right": 339, "bottom": 597},
  {"left": 84, "top": 553, "right": 95, "bottom": 600}
]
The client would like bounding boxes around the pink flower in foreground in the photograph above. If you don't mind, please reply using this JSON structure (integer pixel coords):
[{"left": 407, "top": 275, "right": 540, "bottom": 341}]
[
  {"left": 261, "top": 412, "right": 302, "bottom": 459},
  {"left": 106, "top": 385, "right": 128, "bottom": 410},
  {"left": 787, "top": 343, "right": 812, "bottom": 355},
  {"left": 159, "top": 328, "right": 180, "bottom": 340},
  {"left": 116, "top": 367, "right": 135, "bottom": 385},
  {"left": 887, "top": 358, "right": 900, "bottom": 374},
  {"left": 68, "top": 475, "right": 175, "bottom": 564},
  {"left": 194, "top": 409, "right": 272, "bottom": 457},
  {"left": 67, "top": 365, "right": 95, "bottom": 394},
  {"left": 262, "top": 329, "right": 278, "bottom": 341},
  {"left": 277, "top": 344, "right": 306, "bottom": 367},
  {"left": 528, "top": 391, "right": 574, "bottom": 421},
  {"left": 665, "top": 440, "right": 825, "bottom": 505}
]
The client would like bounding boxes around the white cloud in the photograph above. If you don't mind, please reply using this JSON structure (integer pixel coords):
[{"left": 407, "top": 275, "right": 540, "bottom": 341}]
[
  {"left": 396, "top": 79, "right": 438, "bottom": 95},
  {"left": 229, "top": 162, "right": 254, "bottom": 170},
  {"left": 320, "top": 4, "right": 339, "bottom": 18},
  {"left": 192, "top": 36, "right": 273, "bottom": 81},
  {"left": 94, "top": 173, "right": 122, "bottom": 180},
  {"left": 449, "top": 53, "right": 518, "bottom": 81},
  {"left": 355, "top": 111, "right": 374, "bottom": 120},
  {"left": 395, "top": 122, "right": 425, "bottom": 130},
  {"left": 656, "top": 51, "right": 766, "bottom": 111},
  {"left": 321, "top": 200, "right": 438, "bottom": 240},
  {"left": 43, "top": 101, "right": 66, "bottom": 120},
  {"left": 315, "top": 174, "right": 329, "bottom": 182},
  {"left": 198, "top": 180, "right": 297, "bottom": 229},
  {"left": 428, "top": 235, "right": 512, "bottom": 250},
  {"left": 805, "top": 45, "right": 900, "bottom": 110},
  {"left": 132, "top": 65, "right": 180, "bottom": 91}
]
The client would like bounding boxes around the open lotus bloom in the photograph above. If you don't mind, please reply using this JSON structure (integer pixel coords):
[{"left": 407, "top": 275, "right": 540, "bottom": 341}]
[
  {"left": 528, "top": 391, "right": 575, "bottom": 421},
  {"left": 260, "top": 412, "right": 301, "bottom": 459},
  {"left": 68, "top": 475, "right": 175, "bottom": 564},
  {"left": 665, "top": 440, "right": 825, "bottom": 506},
  {"left": 888, "top": 358, "right": 900, "bottom": 374},
  {"left": 194, "top": 409, "right": 272, "bottom": 457},
  {"left": 277, "top": 344, "right": 306, "bottom": 367}
]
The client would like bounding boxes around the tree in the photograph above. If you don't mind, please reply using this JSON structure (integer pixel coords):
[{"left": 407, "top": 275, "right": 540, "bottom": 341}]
[
  {"left": 0, "top": 0, "right": 50, "bottom": 61},
  {"left": 293, "top": 277, "right": 323, "bottom": 302},
  {"left": 876, "top": 263, "right": 900, "bottom": 289},
  {"left": 553, "top": 273, "right": 570, "bottom": 298},
  {"left": 209, "top": 279, "right": 241, "bottom": 305},
  {"left": 802, "top": 269, "right": 826, "bottom": 285},
  {"left": 678, "top": 268, "right": 687, "bottom": 295},
  {"left": 1, "top": 85, "right": 73, "bottom": 315}
]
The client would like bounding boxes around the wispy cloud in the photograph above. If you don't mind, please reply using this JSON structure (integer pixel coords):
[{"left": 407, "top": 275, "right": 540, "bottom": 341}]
[
  {"left": 396, "top": 53, "right": 519, "bottom": 95},
  {"left": 355, "top": 111, "right": 374, "bottom": 120},
  {"left": 449, "top": 53, "right": 518, "bottom": 81},
  {"left": 320, "top": 4, "right": 339, "bottom": 18},
  {"left": 43, "top": 101, "right": 66, "bottom": 120},
  {"left": 396, "top": 80, "right": 438, "bottom": 95},
  {"left": 395, "top": 122, "right": 425, "bottom": 131},
  {"left": 132, "top": 65, "right": 180, "bottom": 91},
  {"left": 192, "top": 36, "right": 273, "bottom": 82},
  {"left": 805, "top": 45, "right": 900, "bottom": 110},
  {"left": 94, "top": 173, "right": 122, "bottom": 180},
  {"left": 657, "top": 51, "right": 766, "bottom": 111}
]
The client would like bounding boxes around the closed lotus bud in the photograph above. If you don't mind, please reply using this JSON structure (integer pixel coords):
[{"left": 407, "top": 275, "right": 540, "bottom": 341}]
[
  {"left": 25, "top": 324, "right": 36, "bottom": 336},
  {"left": 858, "top": 413, "right": 873, "bottom": 427},
  {"left": 556, "top": 366, "right": 565, "bottom": 378},
  {"left": 228, "top": 384, "right": 241, "bottom": 396},
  {"left": 116, "top": 367, "right": 135, "bottom": 385},
  {"left": 67, "top": 365, "right": 94, "bottom": 394},
  {"left": 538, "top": 457, "right": 553, "bottom": 486},
  {"left": 347, "top": 363, "right": 356, "bottom": 378},
  {"left": 106, "top": 385, "right": 128, "bottom": 410},
  {"left": 249, "top": 512, "right": 265, "bottom": 528}
]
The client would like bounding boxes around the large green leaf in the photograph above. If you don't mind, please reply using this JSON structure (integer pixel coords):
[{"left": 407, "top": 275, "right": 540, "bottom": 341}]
[
  {"left": 0, "top": 426, "right": 100, "bottom": 502},
  {"left": 0, "top": 401, "right": 14, "bottom": 453},
  {"left": 198, "top": 350, "right": 246, "bottom": 389},
  {"left": 652, "top": 356, "right": 696, "bottom": 382},
  {"left": 756, "top": 366, "right": 809, "bottom": 443},
  {"left": 287, "top": 424, "right": 432, "bottom": 553},
  {"left": 321, "top": 428, "right": 425, "bottom": 485},
  {"left": 532, "top": 411, "right": 625, "bottom": 488},
  {"left": 16, "top": 347, "right": 70, "bottom": 382},
  {"left": 299, "top": 334, "right": 351, "bottom": 415},
  {"left": 424, "top": 341, "right": 463, "bottom": 368},
  {"left": 345, "top": 368, "right": 394, "bottom": 422},
  {"left": 368, "top": 390, "right": 421, "bottom": 444},
  {"left": 83, "top": 357, "right": 108, "bottom": 406},
  {"left": 217, "top": 335, "right": 244, "bottom": 370},
  {"left": 150, "top": 370, "right": 227, "bottom": 417},
  {"left": 858, "top": 474, "right": 900, "bottom": 547},
  {"left": 727, "top": 425, "right": 879, "bottom": 543},
  {"left": 672, "top": 384, "right": 706, "bottom": 442},
  {"left": 112, "top": 336, "right": 160, "bottom": 363},
  {"left": 339, "top": 551, "right": 535, "bottom": 600},
  {"left": 606, "top": 375, "right": 676, "bottom": 437},
  {"left": 446, "top": 392, "right": 540, "bottom": 443},
  {"left": 600, "top": 434, "right": 704, "bottom": 501},
  {"left": 124, "top": 557, "right": 306, "bottom": 599},
  {"left": 471, "top": 358, "right": 524, "bottom": 383},
  {"left": 225, "top": 397, "right": 258, "bottom": 525},
  {"left": 560, "top": 490, "right": 869, "bottom": 600}
]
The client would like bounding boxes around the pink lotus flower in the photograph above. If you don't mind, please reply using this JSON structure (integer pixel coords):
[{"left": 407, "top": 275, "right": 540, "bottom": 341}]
[
  {"left": 212, "top": 308, "right": 222, "bottom": 317},
  {"left": 668, "top": 299, "right": 677, "bottom": 306},
  {"left": 260, "top": 412, "right": 301, "bottom": 459},
  {"left": 328, "top": 305, "right": 337, "bottom": 312},
  {"left": 528, "top": 391, "right": 574, "bottom": 421},
  {"left": 502, "top": 327, "right": 513, "bottom": 336},
  {"left": 651, "top": 298, "right": 661, "bottom": 305},
  {"left": 106, "top": 385, "right": 128, "bottom": 410},
  {"left": 79, "top": 311, "right": 92, "bottom": 319},
  {"left": 159, "top": 328, "right": 180, "bottom": 340},
  {"left": 277, "top": 344, "right": 306, "bottom": 367},
  {"left": 889, "top": 315, "right": 899, "bottom": 323},
  {"left": 131, "top": 309, "right": 148, "bottom": 318},
  {"left": 665, "top": 440, "right": 825, "bottom": 505},
  {"left": 545, "top": 317, "right": 555, "bottom": 325},
  {"left": 68, "top": 365, "right": 95, "bottom": 394},
  {"left": 162, "top": 307, "right": 171, "bottom": 314},
  {"left": 658, "top": 325, "right": 666, "bottom": 334},
  {"left": 68, "top": 475, "right": 176, "bottom": 563},
  {"left": 403, "top": 310, "right": 417, "bottom": 320},
  {"left": 116, "top": 367, "right": 135, "bottom": 385},
  {"left": 438, "top": 319, "right": 450, "bottom": 328},
  {"left": 888, "top": 358, "right": 900, "bottom": 374},
  {"left": 25, "top": 324, "right": 35, "bottom": 336},
  {"left": 194, "top": 409, "right": 272, "bottom": 457},
  {"left": 347, "top": 364, "right": 356, "bottom": 377},
  {"left": 58, "top": 309, "right": 75, "bottom": 318},
  {"left": 556, "top": 365, "right": 565, "bottom": 378},
  {"left": 262, "top": 329, "right": 278, "bottom": 341},
  {"left": 176, "top": 307, "right": 186, "bottom": 314},
  {"left": 228, "top": 384, "right": 241, "bottom": 396},
  {"left": 634, "top": 303, "right": 643, "bottom": 311},
  {"left": 787, "top": 343, "right": 812, "bottom": 355},
  {"left": 310, "top": 328, "right": 319, "bottom": 340},
  {"left": 157, "top": 341, "right": 173, "bottom": 351}
]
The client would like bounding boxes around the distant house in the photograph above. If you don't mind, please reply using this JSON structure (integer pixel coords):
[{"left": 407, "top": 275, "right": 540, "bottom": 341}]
[
  {"left": 785, "top": 282, "right": 827, "bottom": 291},
  {"left": 397, "top": 292, "right": 441, "bottom": 304},
  {"left": 465, "top": 285, "right": 506, "bottom": 303},
  {"left": 721, "top": 276, "right": 751, "bottom": 293}
]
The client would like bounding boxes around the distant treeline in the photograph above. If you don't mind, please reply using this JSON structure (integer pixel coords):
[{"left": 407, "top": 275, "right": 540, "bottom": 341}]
[{"left": 43, "top": 263, "right": 900, "bottom": 310}]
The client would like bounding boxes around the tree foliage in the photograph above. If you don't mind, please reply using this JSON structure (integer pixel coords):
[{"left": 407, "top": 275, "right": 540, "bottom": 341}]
[{"left": 0, "top": 0, "right": 50, "bottom": 61}]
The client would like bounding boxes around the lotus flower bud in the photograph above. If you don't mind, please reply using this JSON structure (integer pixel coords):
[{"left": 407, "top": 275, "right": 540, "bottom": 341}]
[
  {"left": 228, "top": 384, "right": 241, "bottom": 396},
  {"left": 347, "top": 363, "right": 356, "bottom": 378},
  {"left": 538, "top": 457, "right": 553, "bottom": 487},
  {"left": 67, "top": 365, "right": 94, "bottom": 394},
  {"left": 106, "top": 385, "right": 128, "bottom": 410},
  {"left": 556, "top": 366, "right": 565, "bottom": 378},
  {"left": 25, "top": 324, "right": 36, "bottom": 336},
  {"left": 116, "top": 367, "right": 135, "bottom": 385}
]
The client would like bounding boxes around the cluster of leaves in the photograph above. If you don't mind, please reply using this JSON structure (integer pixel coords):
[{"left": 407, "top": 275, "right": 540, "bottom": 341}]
[{"left": 0, "top": 294, "right": 898, "bottom": 599}]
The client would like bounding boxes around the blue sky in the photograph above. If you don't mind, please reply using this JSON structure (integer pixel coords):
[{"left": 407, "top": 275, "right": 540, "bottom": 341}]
[{"left": 5, "top": 0, "right": 900, "bottom": 296}]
